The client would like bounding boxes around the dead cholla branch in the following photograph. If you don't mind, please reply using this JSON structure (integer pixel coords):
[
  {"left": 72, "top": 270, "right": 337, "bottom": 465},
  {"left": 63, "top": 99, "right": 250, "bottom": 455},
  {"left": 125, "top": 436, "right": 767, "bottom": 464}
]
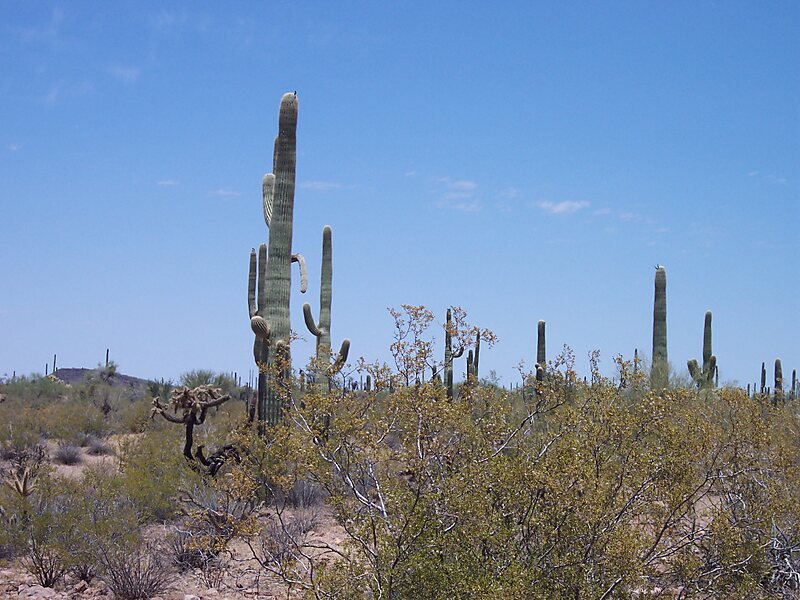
[{"left": 150, "top": 385, "right": 238, "bottom": 474}]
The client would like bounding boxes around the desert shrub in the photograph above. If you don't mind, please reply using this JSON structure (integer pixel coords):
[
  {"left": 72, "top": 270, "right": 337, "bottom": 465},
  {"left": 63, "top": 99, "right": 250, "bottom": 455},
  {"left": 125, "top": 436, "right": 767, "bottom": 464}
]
[
  {"left": 85, "top": 435, "right": 114, "bottom": 456},
  {"left": 1, "top": 374, "right": 67, "bottom": 406},
  {"left": 53, "top": 441, "right": 82, "bottom": 465},
  {"left": 118, "top": 397, "right": 154, "bottom": 434},
  {"left": 117, "top": 428, "right": 195, "bottom": 521},
  {"left": 38, "top": 399, "right": 105, "bottom": 444},
  {"left": 180, "top": 369, "right": 239, "bottom": 396},
  {"left": 233, "top": 306, "right": 800, "bottom": 598},
  {"left": 169, "top": 528, "right": 213, "bottom": 572},
  {"left": 96, "top": 538, "right": 173, "bottom": 600},
  {"left": 287, "top": 477, "right": 325, "bottom": 509}
]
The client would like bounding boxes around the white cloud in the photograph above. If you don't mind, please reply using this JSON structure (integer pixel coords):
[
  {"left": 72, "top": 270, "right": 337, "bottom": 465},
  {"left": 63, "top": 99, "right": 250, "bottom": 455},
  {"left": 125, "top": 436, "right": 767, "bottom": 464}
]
[
  {"left": 299, "top": 180, "right": 345, "bottom": 191},
  {"left": 536, "top": 200, "right": 590, "bottom": 215},
  {"left": 435, "top": 177, "right": 481, "bottom": 211},
  {"left": 436, "top": 176, "right": 478, "bottom": 191},
  {"left": 42, "top": 81, "right": 93, "bottom": 106},
  {"left": 157, "top": 180, "right": 178, "bottom": 186},
  {"left": 109, "top": 66, "right": 141, "bottom": 84},
  {"left": 210, "top": 188, "right": 240, "bottom": 198},
  {"left": 7, "top": 144, "right": 22, "bottom": 152}
]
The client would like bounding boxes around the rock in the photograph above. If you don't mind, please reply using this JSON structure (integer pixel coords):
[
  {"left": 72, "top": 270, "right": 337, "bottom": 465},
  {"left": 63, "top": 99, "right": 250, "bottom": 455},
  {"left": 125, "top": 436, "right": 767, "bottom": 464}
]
[
  {"left": 184, "top": 595, "right": 202, "bottom": 600},
  {"left": 71, "top": 581, "right": 88, "bottom": 593},
  {"left": 18, "top": 584, "right": 57, "bottom": 598}
]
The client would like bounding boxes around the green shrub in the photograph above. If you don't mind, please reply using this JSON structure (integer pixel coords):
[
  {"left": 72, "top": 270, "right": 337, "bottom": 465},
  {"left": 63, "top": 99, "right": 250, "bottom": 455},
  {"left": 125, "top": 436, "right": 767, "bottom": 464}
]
[{"left": 117, "top": 428, "right": 198, "bottom": 521}]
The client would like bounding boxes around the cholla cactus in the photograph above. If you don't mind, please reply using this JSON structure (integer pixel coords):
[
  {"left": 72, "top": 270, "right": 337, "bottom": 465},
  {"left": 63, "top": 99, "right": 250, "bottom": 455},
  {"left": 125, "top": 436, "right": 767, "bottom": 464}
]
[
  {"left": 151, "top": 385, "right": 232, "bottom": 470},
  {"left": 687, "top": 311, "right": 717, "bottom": 390},
  {"left": 4, "top": 466, "right": 35, "bottom": 497},
  {"left": 303, "top": 225, "right": 350, "bottom": 389}
]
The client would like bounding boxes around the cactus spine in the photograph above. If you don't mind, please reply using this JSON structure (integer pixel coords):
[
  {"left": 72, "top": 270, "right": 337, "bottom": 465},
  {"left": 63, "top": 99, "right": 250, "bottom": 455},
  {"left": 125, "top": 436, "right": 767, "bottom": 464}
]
[
  {"left": 650, "top": 266, "right": 668, "bottom": 389},
  {"left": 303, "top": 225, "right": 350, "bottom": 389},
  {"left": 687, "top": 311, "right": 717, "bottom": 390},
  {"left": 248, "top": 92, "right": 307, "bottom": 429},
  {"left": 444, "top": 308, "right": 464, "bottom": 399}
]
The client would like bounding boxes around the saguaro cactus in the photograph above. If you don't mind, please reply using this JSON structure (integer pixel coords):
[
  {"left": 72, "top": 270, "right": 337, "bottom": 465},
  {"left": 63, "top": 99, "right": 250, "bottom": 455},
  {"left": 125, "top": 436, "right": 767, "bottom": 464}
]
[
  {"left": 687, "top": 311, "right": 717, "bottom": 390},
  {"left": 650, "top": 266, "right": 668, "bottom": 389},
  {"left": 774, "top": 358, "right": 783, "bottom": 403},
  {"left": 466, "top": 331, "right": 480, "bottom": 381},
  {"left": 444, "top": 308, "right": 464, "bottom": 399},
  {"left": 536, "top": 320, "right": 546, "bottom": 374},
  {"left": 248, "top": 92, "right": 308, "bottom": 429},
  {"left": 303, "top": 225, "right": 350, "bottom": 389},
  {"left": 761, "top": 362, "right": 767, "bottom": 395}
]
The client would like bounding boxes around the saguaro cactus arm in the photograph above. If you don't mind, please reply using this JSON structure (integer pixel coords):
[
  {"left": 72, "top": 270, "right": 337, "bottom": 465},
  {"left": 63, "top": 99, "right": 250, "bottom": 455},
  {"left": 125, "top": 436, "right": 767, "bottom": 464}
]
[
  {"left": 292, "top": 253, "right": 308, "bottom": 293},
  {"left": 262, "top": 173, "right": 275, "bottom": 228}
]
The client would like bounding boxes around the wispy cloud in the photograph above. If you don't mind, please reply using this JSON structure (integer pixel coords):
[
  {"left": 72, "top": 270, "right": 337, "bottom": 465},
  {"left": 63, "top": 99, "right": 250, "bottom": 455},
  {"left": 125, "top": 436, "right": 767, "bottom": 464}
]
[
  {"left": 747, "top": 170, "right": 787, "bottom": 184},
  {"left": 536, "top": 200, "right": 590, "bottom": 215},
  {"left": 42, "top": 81, "right": 93, "bottom": 106},
  {"left": 435, "top": 177, "right": 481, "bottom": 211},
  {"left": 404, "top": 171, "right": 416, "bottom": 178},
  {"left": 109, "top": 65, "right": 141, "bottom": 84},
  {"left": 436, "top": 177, "right": 478, "bottom": 192},
  {"left": 7, "top": 144, "right": 22, "bottom": 152},
  {"left": 157, "top": 180, "right": 178, "bottom": 186},
  {"left": 151, "top": 10, "right": 188, "bottom": 32},
  {"left": 299, "top": 180, "right": 346, "bottom": 191},
  {"left": 17, "top": 7, "right": 64, "bottom": 45},
  {"left": 209, "top": 188, "right": 240, "bottom": 198}
]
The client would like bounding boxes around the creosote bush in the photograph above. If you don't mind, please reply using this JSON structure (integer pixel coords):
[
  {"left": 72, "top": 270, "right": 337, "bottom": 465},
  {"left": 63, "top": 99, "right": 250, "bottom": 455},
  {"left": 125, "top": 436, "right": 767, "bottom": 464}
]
[
  {"left": 225, "top": 305, "right": 800, "bottom": 599},
  {"left": 53, "top": 441, "right": 82, "bottom": 465}
]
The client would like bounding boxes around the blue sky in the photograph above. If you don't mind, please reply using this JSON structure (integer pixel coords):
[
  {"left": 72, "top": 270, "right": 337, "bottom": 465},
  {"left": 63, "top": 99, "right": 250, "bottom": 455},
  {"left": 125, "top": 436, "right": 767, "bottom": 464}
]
[{"left": 1, "top": 2, "right": 797, "bottom": 387}]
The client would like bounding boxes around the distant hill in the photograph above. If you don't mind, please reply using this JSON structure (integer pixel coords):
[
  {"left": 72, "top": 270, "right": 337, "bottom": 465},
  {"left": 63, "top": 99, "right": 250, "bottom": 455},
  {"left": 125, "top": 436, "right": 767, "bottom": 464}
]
[{"left": 52, "top": 368, "right": 151, "bottom": 397}]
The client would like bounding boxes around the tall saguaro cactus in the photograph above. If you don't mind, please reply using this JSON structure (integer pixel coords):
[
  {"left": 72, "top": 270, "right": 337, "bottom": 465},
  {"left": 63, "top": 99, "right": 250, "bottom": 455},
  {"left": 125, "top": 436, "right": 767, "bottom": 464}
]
[
  {"left": 536, "top": 320, "right": 546, "bottom": 373},
  {"left": 650, "top": 266, "right": 668, "bottom": 389},
  {"left": 761, "top": 362, "right": 767, "bottom": 395},
  {"left": 774, "top": 358, "right": 783, "bottom": 403},
  {"left": 303, "top": 225, "right": 350, "bottom": 389},
  {"left": 444, "top": 308, "right": 464, "bottom": 400},
  {"left": 687, "top": 311, "right": 717, "bottom": 390},
  {"left": 248, "top": 92, "right": 308, "bottom": 429}
]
